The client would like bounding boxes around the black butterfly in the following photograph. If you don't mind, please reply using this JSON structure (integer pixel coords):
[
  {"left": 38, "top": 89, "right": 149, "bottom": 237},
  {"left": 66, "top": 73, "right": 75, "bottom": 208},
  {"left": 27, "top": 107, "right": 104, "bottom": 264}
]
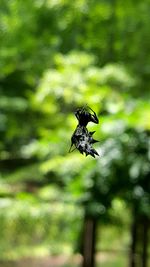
[{"left": 69, "top": 106, "right": 99, "bottom": 158}]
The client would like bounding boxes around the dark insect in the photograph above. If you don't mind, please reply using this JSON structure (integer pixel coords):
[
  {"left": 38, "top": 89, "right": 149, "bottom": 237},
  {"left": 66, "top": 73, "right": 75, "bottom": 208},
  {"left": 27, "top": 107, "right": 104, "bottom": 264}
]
[{"left": 69, "top": 106, "right": 99, "bottom": 158}]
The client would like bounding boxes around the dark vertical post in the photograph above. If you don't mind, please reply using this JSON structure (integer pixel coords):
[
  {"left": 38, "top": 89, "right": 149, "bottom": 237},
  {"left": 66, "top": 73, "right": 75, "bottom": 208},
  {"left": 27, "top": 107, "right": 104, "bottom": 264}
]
[
  {"left": 141, "top": 217, "right": 149, "bottom": 267},
  {"left": 129, "top": 216, "right": 138, "bottom": 267},
  {"left": 82, "top": 216, "right": 97, "bottom": 267}
]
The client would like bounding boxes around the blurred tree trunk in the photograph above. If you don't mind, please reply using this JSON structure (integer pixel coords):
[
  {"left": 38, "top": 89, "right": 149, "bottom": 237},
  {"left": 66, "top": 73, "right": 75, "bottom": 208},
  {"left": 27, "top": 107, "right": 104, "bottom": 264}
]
[
  {"left": 129, "top": 215, "right": 138, "bottom": 267},
  {"left": 82, "top": 216, "right": 97, "bottom": 267},
  {"left": 141, "top": 217, "right": 149, "bottom": 267}
]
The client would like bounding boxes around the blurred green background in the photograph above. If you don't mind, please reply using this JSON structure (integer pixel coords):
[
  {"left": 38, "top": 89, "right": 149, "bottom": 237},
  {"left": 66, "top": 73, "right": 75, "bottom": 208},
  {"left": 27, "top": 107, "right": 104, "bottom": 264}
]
[{"left": 0, "top": 0, "right": 150, "bottom": 266}]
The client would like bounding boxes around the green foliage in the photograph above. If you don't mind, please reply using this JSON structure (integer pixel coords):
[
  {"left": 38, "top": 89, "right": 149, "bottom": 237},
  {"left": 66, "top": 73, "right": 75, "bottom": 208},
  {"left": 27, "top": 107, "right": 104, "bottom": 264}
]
[
  {"left": 0, "top": 0, "right": 150, "bottom": 261},
  {"left": 0, "top": 187, "right": 83, "bottom": 259}
]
